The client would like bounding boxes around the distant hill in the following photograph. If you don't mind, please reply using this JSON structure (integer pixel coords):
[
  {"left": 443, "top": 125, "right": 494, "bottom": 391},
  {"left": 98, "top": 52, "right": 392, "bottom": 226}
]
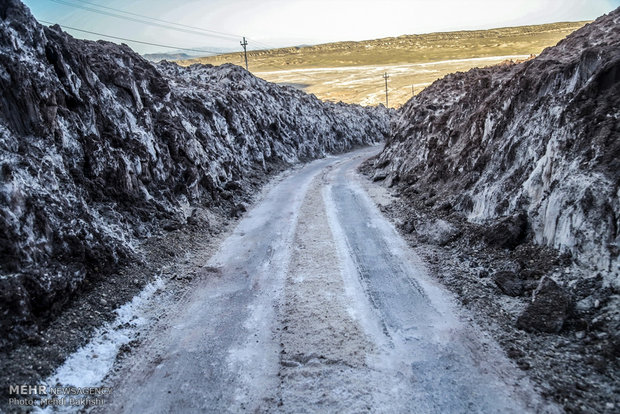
[
  {"left": 178, "top": 21, "right": 589, "bottom": 70},
  {"left": 177, "top": 21, "right": 589, "bottom": 107}
]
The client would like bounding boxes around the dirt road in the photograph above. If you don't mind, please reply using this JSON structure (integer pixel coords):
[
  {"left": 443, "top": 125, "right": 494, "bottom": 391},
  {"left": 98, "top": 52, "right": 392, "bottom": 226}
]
[{"left": 103, "top": 147, "right": 557, "bottom": 413}]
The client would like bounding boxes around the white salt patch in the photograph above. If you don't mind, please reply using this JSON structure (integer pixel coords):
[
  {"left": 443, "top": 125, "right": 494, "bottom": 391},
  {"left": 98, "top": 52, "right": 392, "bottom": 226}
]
[{"left": 34, "top": 277, "right": 165, "bottom": 413}]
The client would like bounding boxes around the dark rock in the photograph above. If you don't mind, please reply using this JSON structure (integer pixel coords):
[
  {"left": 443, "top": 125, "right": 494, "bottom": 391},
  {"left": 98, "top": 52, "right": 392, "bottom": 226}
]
[
  {"left": 493, "top": 271, "right": 524, "bottom": 296},
  {"left": 402, "top": 221, "right": 415, "bottom": 234},
  {"left": 437, "top": 201, "right": 452, "bottom": 212},
  {"left": 162, "top": 220, "right": 182, "bottom": 231},
  {"left": 518, "top": 268, "right": 544, "bottom": 280},
  {"left": 517, "top": 277, "right": 572, "bottom": 333},
  {"left": 516, "top": 359, "right": 531, "bottom": 370},
  {"left": 416, "top": 219, "right": 460, "bottom": 246},
  {"left": 372, "top": 171, "right": 388, "bottom": 182},
  {"left": 384, "top": 173, "right": 400, "bottom": 188},
  {"left": 483, "top": 213, "right": 529, "bottom": 250},
  {"left": 506, "top": 347, "right": 524, "bottom": 358}
]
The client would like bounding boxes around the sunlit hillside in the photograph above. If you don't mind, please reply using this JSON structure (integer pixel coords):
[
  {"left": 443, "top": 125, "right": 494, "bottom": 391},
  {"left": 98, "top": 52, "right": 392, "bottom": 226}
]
[{"left": 178, "top": 21, "right": 588, "bottom": 107}]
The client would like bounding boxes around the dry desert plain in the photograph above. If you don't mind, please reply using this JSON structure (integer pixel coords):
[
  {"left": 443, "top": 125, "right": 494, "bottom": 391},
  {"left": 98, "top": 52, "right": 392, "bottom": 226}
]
[{"left": 179, "top": 21, "right": 588, "bottom": 107}]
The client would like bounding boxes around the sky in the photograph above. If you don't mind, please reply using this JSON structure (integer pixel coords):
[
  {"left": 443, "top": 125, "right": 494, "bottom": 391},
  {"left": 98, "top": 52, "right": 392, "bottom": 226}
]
[{"left": 22, "top": 0, "right": 620, "bottom": 55}]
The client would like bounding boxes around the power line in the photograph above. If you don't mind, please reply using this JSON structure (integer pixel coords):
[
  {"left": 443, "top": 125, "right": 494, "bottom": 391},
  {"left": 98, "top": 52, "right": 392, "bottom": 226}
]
[
  {"left": 56, "top": 0, "right": 241, "bottom": 40},
  {"left": 45, "top": 0, "right": 280, "bottom": 74},
  {"left": 43, "top": 18, "right": 392, "bottom": 104},
  {"left": 246, "top": 37, "right": 280, "bottom": 52},
  {"left": 40, "top": 20, "right": 222, "bottom": 55},
  {"left": 238, "top": 38, "right": 338, "bottom": 82},
  {"left": 240, "top": 36, "right": 248, "bottom": 71},
  {"left": 193, "top": 42, "right": 318, "bottom": 81},
  {"left": 44, "top": 0, "right": 317, "bottom": 79},
  {"left": 383, "top": 72, "right": 390, "bottom": 107},
  {"left": 42, "top": 1, "right": 318, "bottom": 81},
  {"left": 47, "top": 0, "right": 239, "bottom": 42},
  {"left": 40, "top": 19, "right": 315, "bottom": 81}
]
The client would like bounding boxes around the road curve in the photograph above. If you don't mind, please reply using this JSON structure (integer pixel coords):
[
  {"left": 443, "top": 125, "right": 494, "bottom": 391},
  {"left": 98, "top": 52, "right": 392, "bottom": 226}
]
[{"left": 104, "top": 147, "right": 556, "bottom": 413}]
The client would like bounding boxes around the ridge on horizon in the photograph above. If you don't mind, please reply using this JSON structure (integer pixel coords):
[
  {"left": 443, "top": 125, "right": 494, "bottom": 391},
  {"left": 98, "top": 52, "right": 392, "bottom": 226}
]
[{"left": 164, "top": 20, "right": 590, "bottom": 61}]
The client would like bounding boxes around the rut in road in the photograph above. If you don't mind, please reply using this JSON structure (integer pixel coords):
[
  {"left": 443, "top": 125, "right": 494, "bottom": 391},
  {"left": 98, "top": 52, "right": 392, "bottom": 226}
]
[
  {"left": 274, "top": 170, "right": 377, "bottom": 411},
  {"left": 102, "top": 148, "right": 556, "bottom": 414}
]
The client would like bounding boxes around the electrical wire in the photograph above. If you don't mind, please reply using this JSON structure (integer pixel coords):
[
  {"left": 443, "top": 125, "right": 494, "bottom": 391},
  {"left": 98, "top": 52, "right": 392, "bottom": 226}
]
[
  {"left": 48, "top": 0, "right": 239, "bottom": 41},
  {"left": 42, "top": 2, "right": 324, "bottom": 81},
  {"left": 57, "top": 0, "right": 242, "bottom": 40},
  {"left": 50, "top": 0, "right": 288, "bottom": 55},
  {"left": 40, "top": 20, "right": 222, "bottom": 55},
  {"left": 40, "top": 20, "right": 381, "bottom": 100},
  {"left": 45, "top": 0, "right": 319, "bottom": 77}
]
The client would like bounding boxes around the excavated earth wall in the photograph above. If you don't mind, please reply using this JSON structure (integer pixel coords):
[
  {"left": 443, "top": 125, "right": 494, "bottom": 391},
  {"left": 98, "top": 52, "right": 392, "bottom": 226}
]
[
  {"left": 374, "top": 10, "right": 619, "bottom": 278},
  {"left": 0, "top": 0, "right": 389, "bottom": 346}
]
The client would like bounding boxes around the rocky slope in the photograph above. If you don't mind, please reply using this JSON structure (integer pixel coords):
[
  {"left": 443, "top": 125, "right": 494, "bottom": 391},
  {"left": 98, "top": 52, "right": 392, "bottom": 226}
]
[
  {"left": 367, "top": 9, "right": 619, "bottom": 411},
  {"left": 0, "top": 0, "right": 389, "bottom": 347},
  {"left": 373, "top": 9, "right": 619, "bottom": 278}
]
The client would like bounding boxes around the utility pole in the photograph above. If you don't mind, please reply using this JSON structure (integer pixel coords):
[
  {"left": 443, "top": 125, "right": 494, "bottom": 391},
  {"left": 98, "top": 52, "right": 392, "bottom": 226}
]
[
  {"left": 240, "top": 37, "right": 248, "bottom": 71},
  {"left": 383, "top": 72, "right": 390, "bottom": 107}
]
